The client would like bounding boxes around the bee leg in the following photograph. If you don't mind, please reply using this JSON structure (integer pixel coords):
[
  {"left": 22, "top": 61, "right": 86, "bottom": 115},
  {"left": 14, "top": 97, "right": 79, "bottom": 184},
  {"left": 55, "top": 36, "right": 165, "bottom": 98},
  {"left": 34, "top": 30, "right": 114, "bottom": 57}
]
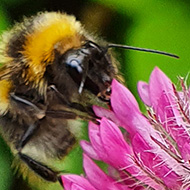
[
  {"left": 18, "top": 152, "right": 59, "bottom": 182},
  {"left": 10, "top": 93, "right": 46, "bottom": 149},
  {"left": 10, "top": 93, "right": 63, "bottom": 183},
  {"left": 16, "top": 122, "right": 38, "bottom": 151},
  {"left": 16, "top": 123, "right": 60, "bottom": 182},
  {"left": 48, "top": 85, "right": 70, "bottom": 105},
  {"left": 10, "top": 93, "right": 45, "bottom": 119}
]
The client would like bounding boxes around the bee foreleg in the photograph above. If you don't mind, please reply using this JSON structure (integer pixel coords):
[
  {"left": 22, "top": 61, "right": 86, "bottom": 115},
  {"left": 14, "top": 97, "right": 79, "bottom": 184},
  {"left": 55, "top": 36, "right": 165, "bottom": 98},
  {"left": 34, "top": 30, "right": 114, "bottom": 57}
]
[
  {"left": 48, "top": 85, "right": 70, "bottom": 105},
  {"left": 18, "top": 152, "right": 59, "bottom": 182}
]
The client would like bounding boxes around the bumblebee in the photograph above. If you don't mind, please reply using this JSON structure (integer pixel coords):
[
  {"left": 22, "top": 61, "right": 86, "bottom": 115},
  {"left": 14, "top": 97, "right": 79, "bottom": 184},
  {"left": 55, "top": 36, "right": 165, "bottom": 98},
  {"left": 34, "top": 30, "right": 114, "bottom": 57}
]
[
  {"left": 0, "top": 12, "right": 119, "bottom": 189},
  {"left": 0, "top": 11, "right": 178, "bottom": 190}
]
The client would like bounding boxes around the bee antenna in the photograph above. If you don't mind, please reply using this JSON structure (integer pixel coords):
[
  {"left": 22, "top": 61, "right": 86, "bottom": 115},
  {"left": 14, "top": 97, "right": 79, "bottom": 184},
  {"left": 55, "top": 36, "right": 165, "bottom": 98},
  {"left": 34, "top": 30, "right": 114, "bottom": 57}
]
[{"left": 107, "top": 44, "right": 179, "bottom": 59}]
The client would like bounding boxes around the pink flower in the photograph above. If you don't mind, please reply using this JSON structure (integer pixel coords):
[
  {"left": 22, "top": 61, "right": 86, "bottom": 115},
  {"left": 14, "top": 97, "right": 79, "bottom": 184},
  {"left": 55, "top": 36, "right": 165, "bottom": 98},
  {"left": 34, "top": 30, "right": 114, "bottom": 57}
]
[
  {"left": 62, "top": 154, "right": 128, "bottom": 190},
  {"left": 62, "top": 67, "right": 190, "bottom": 190}
]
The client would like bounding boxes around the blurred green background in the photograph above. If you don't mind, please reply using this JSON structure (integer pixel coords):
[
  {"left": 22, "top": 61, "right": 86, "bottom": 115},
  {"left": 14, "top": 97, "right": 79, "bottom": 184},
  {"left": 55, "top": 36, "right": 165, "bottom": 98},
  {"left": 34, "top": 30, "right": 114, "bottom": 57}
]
[{"left": 0, "top": 0, "right": 189, "bottom": 189}]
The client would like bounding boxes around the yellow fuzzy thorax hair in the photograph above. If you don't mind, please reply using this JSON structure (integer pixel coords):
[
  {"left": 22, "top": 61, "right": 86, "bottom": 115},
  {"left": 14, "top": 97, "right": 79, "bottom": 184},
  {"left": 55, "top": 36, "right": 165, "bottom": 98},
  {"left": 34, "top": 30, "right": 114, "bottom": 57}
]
[{"left": 22, "top": 12, "right": 83, "bottom": 83}]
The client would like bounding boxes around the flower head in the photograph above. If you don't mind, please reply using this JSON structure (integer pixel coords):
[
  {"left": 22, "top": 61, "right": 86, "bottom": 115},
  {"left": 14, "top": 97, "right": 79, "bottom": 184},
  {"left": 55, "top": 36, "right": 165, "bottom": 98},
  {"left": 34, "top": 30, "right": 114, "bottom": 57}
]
[{"left": 62, "top": 67, "right": 190, "bottom": 190}]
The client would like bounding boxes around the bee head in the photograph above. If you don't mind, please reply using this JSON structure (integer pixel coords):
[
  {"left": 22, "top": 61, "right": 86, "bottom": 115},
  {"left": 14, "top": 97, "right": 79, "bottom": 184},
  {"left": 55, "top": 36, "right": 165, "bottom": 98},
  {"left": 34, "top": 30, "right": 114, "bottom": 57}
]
[{"left": 46, "top": 40, "right": 117, "bottom": 103}]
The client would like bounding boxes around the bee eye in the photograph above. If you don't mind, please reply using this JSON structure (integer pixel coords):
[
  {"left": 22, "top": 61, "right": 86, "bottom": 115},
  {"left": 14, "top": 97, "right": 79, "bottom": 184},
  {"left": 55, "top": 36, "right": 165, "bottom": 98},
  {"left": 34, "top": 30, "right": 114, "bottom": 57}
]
[
  {"left": 63, "top": 49, "right": 86, "bottom": 74},
  {"left": 66, "top": 58, "right": 83, "bottom": 73}
]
